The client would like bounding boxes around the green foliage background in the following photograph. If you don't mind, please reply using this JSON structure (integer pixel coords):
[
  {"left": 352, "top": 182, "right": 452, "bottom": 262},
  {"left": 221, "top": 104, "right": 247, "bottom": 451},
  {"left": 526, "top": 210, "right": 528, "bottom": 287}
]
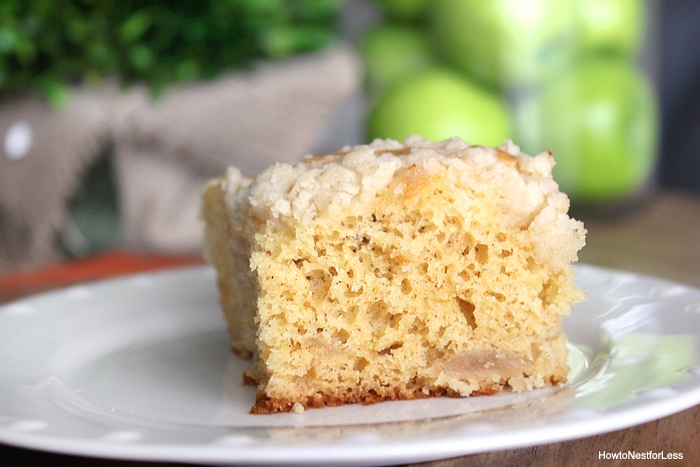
[{"left": 0, "top": 0, "right": 343, "bottom": 107}]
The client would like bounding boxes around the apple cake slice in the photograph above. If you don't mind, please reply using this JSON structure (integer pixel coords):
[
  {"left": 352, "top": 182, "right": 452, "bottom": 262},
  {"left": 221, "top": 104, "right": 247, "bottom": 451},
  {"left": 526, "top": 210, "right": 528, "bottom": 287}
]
[{"left": 201, "top": 136, "right": 586, "bottom": 413}]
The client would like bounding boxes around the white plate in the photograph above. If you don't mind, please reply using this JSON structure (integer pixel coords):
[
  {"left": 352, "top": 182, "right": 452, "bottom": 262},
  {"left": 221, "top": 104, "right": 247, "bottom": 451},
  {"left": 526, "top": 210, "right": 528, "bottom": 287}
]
[{"left": 0, "top": 264, "right": 699, "bottom": 466}]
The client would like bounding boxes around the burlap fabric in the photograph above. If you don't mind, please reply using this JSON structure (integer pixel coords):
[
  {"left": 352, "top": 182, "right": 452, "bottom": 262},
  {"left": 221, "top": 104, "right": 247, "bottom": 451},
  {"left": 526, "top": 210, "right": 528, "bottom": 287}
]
[{"left": 0, "top": 44, "right": 362, "bottom": 273}]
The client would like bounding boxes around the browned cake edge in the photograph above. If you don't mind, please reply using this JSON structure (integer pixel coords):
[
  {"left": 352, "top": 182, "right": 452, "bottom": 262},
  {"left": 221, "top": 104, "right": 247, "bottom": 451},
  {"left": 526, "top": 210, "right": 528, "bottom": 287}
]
[{"left": 247, "top": 375, "right": 566, "bottom": 414}]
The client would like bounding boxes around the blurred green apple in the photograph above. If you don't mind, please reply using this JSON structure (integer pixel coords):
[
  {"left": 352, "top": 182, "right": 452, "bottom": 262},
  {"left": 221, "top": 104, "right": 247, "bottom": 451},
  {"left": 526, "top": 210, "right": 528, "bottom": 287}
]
[
  {"left": 530, "top": 58, "right": 658, "bottom": 203},
  {"left": 577, "top": 0, "right": 645, "bottom": 57},
  {"left": 373, "top": 0, "right": 429, "bottom": 22},
  {"left": 367, "top": 67, "right": 512, "bottom": 145},
  {"left": 430, "top": 0, "right": 577, "bottom": 88},
  {"left": 360, "top": 25, "right": 436, "bottom": 102}
]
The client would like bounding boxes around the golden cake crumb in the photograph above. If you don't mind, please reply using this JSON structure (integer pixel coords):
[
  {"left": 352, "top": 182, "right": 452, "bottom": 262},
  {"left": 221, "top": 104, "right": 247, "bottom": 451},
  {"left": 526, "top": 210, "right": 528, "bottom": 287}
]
[{"left": 201, "top": 136, "right": 586, "bottom": 413}]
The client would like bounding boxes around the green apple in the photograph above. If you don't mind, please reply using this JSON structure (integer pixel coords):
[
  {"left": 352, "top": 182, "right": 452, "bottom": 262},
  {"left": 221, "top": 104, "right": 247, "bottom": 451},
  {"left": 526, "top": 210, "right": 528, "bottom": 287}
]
[
  {"left": 373, "top": 0, "right": 430, "bottom": 22},
  {"left": 577, "top": 0, "right": 645, "bottom": 57},
  {"left": 367, "top": 67, "right": 512, "bottom": 145},
  {"left": 430, "top": 0, "right": 578, "bottom": 88},
  {"left": 360, "top": 25, "right": 436, "bottom": 101},
  {"left": 528, "top": 58, "right": 658, "bottom": 203}
]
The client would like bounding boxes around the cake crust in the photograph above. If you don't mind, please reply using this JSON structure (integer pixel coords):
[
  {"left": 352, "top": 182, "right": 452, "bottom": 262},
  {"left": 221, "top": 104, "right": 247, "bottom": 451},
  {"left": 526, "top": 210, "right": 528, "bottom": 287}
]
[{"left": 201, "top": 136, "right": 586, "bottom": 413}]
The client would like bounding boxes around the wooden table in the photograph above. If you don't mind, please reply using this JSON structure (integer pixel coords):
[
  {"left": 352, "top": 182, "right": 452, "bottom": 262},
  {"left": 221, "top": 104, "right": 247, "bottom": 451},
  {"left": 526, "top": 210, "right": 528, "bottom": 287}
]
[{"left": 1, "top": 191, "right": 698, "bottom": 466}]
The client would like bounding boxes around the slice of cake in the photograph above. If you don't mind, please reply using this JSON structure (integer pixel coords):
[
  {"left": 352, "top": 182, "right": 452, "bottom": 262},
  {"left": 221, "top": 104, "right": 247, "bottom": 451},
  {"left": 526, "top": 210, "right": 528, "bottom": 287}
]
[{"left": 201, "top": 136, "right": 586, "bottom": 414}]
